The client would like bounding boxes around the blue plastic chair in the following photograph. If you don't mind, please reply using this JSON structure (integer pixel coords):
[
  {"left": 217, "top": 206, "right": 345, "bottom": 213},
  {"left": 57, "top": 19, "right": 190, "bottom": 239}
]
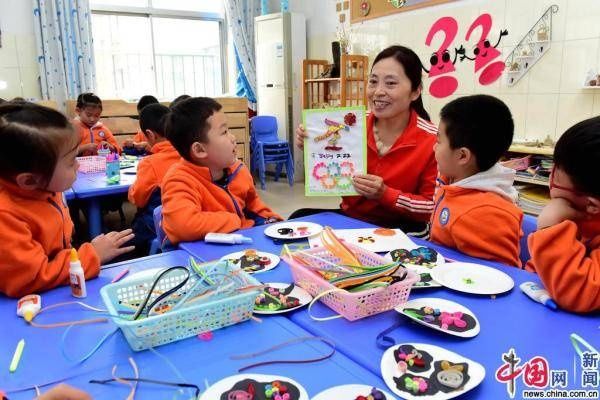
[
  {"left": 520, "top": 214, "right": 537, "bottom": 266},
  {"left": 149, "top": 205, "right": 174, "bottom": 254},
  {"left": 250, "top": 116, "right": 294, "bottom": 190}
]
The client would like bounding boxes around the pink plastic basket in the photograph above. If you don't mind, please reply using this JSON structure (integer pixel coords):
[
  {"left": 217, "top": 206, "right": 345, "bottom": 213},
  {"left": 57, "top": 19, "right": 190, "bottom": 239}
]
[
  {"left": 284, "top": 244, "right": 418, "bottom": 321},
  {"left": 77, "top": 156, "right": 106, "bottom": 173}
]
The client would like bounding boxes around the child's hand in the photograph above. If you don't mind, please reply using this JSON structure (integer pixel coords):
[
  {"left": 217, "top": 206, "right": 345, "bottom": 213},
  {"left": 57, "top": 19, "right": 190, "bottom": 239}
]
[
  {"left": 265, "top": 216, "right": 282, "bottom": 224},
  {"left": 91, "top": 229, "right": 135, "bottom": 264},
  {"left": 134, "top": 141, "right": 150, "bottom": 151},
  {"left": 79, "top": 143, "right": 98, "bottom": 154},
  {"left": 123, "top": 139, "right": 134, "bottom": 147},
  {"left": 537, "top": 197, "right": 585, "bottom": 230},
  {"left": 295, "top": 124, "right": 308, "bottom": 150},
  {"left": 102, "top": 141, "right": 117, "bottom": 152},
  {"left": 352, "top": 174, "right": 387, "bottom": 200},
  {"left": 37, "top": 384, "right": 91, "bottom": 400}
]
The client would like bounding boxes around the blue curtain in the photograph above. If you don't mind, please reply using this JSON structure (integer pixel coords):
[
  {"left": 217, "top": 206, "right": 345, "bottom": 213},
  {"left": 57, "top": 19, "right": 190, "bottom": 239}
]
[
  {"left": 32, "top": 0, "right": 96, "bottom": 106},
  {"left": 224, "top": 0, "right": 260, "bottom": 107}
]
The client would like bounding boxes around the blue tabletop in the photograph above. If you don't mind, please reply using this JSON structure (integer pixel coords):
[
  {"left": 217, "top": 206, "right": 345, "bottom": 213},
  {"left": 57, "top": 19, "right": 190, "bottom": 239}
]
[
  {"left": 71, "top": 171, "right": 136, "bottom": 199},
  {"left": 1, "top": 250, "right": 392, "bottom": 399},
  {"left": 181, "top": 212, "right": 600, "bottom": 398},
  {"left": 64, "top": 188, "right": 75, "bottom": 201}
]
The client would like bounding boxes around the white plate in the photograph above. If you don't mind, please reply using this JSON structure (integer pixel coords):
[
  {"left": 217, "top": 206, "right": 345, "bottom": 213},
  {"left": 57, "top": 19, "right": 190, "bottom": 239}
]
[
  {"left": 381, "top": 343, "right": 485, "bottom": 400},
  {"left": 396, "top": 298, "right": 480, "bottom": 338},
  {"left": 253, "top": 282, "right": 313, "bottom": 315},
  {"left": 430, "top": 262, "right": 514, "bottom": 295},
  {"left": 264, "top": 221, "right": 323, "bottom": 239},
  {"left": 200, "top": 374, "right": 309, "bottom": 400},
  {"left": 312, "top": 384, "right": 397, "bottom": 399},
  {"left": 384, "top": 247, "right": 445, "bottom": 288},
  {"left": 220, "top": 250, "right": 280, "bottom": 274},
  {"left": 308, "top": 228, "right": 417, "bottom": 253}
]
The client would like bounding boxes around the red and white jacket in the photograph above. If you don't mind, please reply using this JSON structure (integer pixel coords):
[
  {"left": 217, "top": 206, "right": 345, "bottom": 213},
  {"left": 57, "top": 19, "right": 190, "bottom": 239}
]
[{"left": 341, "top": 110, "right": 438, "bottom": 226}]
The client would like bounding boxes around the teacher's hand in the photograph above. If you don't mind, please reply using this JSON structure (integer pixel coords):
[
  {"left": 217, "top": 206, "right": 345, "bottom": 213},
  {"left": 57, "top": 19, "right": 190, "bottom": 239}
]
[
  {"left": 352, "top": 174, "right": 386, "bottom": 200},
  {"left": 295, "top": 124, "right": 308, "bottom": 150}
]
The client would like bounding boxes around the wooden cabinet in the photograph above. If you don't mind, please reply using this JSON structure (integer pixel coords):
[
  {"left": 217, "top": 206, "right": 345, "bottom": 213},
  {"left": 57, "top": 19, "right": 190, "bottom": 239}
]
[
  {"left": 65, "top": 97, "right": 251, "bottom": 165},
  {"left": 302, "top": 54, "right": 368, "bottom": 109}
]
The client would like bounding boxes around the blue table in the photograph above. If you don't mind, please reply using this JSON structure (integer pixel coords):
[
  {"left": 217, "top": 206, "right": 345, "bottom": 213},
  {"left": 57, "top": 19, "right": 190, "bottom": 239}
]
[
  {"left": 1, "top": 250, "right": 392, "bottom": 399},
  {"left": 181, "top": 212, "right": 600, "bottom": 398},
  {"left": 71, "top": 170, "right": 137, "bottom": 237},
  {"left": 64, "top": 188, "right": 75, "bottom": 201}
]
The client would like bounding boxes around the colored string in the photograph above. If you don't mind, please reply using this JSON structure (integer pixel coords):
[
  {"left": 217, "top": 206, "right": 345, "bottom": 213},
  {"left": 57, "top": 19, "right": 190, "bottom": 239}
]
[
  {"left": 376, "top": 318, "right": 406, "bottom": 349},
  {"left": 307, "top": 289, "right": 344, "bottom": 321},
  {"left": 132, "top": 266, "right": 190, "bottom": 320},
  {"left": 230, "top": 336, "right": 336, "bottom": 372},
  {"left": 570, "top": 333, "right": 599, "bottom": 358},
  {"left": 27, "top": 301, "right": 109, "bottom": 328},
  {"left": 111, "top": 357, "right": 139, "bottom": 400},
  {"left": 60, "top": 326, "right": 119, "bottom": 363}
]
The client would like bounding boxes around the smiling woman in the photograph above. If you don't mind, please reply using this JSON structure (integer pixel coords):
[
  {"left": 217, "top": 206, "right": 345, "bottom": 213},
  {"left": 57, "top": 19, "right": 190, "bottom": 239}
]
[{"left": 292, "top": 46, "right": 438, "bottom": 237}]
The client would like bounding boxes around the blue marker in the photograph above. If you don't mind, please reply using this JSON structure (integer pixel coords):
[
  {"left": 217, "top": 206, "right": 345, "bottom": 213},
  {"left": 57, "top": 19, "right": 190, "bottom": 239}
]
[{"left": 520, "top": 281, "right": 558, "bottom": 310}]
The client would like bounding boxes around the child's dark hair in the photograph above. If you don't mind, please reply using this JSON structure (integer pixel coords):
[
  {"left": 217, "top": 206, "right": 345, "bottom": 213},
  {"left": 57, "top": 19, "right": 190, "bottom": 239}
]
[
  {"left": 554, "top": 116, "right": 600, "bottom": 197},
  {"left": 165, "top": 97, "right": 222, "bottom": 161},
  {"left": 76, "top": 92, "right": 102, "bottom": 109},
  {"left": 372, "top": 45, "right": 431, "bottom": 121},
  {"left": 137, "top": 95, "right": 159, "bottom": 113},
  {"left": 0, "top": 103, "right": 77, "bottom": 186},
  {"left": 139, "top": 103, "right": 170, "bottom": 137},
  {"left": 440, "top": 95, "right": 514, "bottom": 172},
  {"left": 170, "top": 94, "right": 191, "bottom": 109}
]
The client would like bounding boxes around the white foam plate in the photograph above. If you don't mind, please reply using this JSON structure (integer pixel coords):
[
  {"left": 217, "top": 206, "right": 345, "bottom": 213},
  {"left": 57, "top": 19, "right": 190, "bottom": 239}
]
[
  {"left": 381, "top": 343, "right": 485, "bottom": 400},
  {"left": 264, "top": 221, "right": 323, "bottom": 239},
  {"left": 253, "top": 282, "right": 313, "bottom": 315},
  {"left": 220, "top": 250, "right": 280, "bottom": 274},
  {"left": 312, "top": 384, "right": 397, "bottom": 400},
  {"left": 430, "top": 262, "right": 514, "bottom": 295},
  {"left": 308, "top": 228, "right": 417, "bottom": 253},
  {"left": 200, "top": 374, "right": 309, "bottom": 400},
  {"left": 396, "top": 298, "right": 480, "bottom": 338}
]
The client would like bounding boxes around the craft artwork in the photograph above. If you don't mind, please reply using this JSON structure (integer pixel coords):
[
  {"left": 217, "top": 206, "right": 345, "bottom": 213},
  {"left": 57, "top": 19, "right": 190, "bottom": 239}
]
[
  {"left": 389, "top": 247, "right": 438, "bottom": 267},
  {"left": 221, "top": 250, "right": 280, "bottom": 274},
  {"left": 303, "top": 106, "right": 366, "bottom": 196},
  {"left": 354, "top": 388, "right": 388, "bottom": 400},
  {"left": 381, "top": 343, "right": 485, "bottom": 399},
  {"left": 403, "top": 307, "right": 476, "bottom": 332},
  {"left": 264, "top": 222, "right": 324, "bottom": 240},
  {"left": 308, "top": 228, "right": 417, "bottom": 253},
  {"left": 254, "top": 284, "right": 301, "bottom": 312},
  {"left": 220, "top": 378, "right": 302, "bottom": 400},
  {"left": 312, "top": 384, "right": 394, "bottom": 400}
]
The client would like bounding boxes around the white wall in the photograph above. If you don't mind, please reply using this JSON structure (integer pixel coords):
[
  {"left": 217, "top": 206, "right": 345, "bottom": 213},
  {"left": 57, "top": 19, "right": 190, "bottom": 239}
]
[
  {"left": 0, "top": 0, "right": 41, "bottom": 100},
  {"left": 283, "top": 0, "right": 600, "bottom": 143}
]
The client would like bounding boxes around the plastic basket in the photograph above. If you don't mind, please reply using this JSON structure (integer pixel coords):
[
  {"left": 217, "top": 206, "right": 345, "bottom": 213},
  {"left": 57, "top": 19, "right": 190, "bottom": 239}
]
[
  {"left": 284, "top": 244, "right": 418, "bottom": 321},
  {"left": 100, "top": 261, "right": 261, "bottom": 351},
  {"left": 501, "top": 155, "right": 531, "bottom": 171},
  {"left": 77, "top": 156, "right": 106, "bottom": 173}
]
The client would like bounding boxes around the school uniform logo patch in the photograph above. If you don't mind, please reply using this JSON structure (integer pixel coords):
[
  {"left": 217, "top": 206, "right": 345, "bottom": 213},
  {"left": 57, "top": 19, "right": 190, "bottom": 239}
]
[
  {"left": 439, "top": 207, "right": 450, "bottom": 226},
  {"left": 99, "top": 131, "right": 105, "bottom": 138}
]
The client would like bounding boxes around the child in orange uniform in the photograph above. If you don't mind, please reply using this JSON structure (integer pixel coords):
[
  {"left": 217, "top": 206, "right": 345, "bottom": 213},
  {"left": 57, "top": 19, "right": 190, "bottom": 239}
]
[
  {"left": 73, "top": 93, "right": 121, "bottom": 156},
  {"left": 0, "top": 102, "right": 134, "bottom": 297},
  {"left": 128, "top": 103, "right": 180, "bottom": 254},
  {"left": 527, "top": 117, "right": 600, "bottom": 312},
  {"left": 161, "top": 97, "right": 282, "bottom": 244},
  {"left": 430, "top": 95, "right": 523, "bottom": 266},
  {"left": 122, "top": 95, "right": 158, "bottom": 155}
]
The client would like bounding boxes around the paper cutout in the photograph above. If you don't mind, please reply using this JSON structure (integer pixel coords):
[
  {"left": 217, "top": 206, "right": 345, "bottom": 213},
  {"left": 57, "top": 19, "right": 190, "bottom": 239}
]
[
  {"left": 394, "top": 344, "right": 434, "bottom": 373},
  {"left": 373, "top": 228, "right": 396, "bottom": 236},
  {"left": 220, "top": 378, "right": 301, "bottom": 400},
  {"left": 424, "top": 17, "right": 460, "bottom": 98},
  {"left": 225, "top": 250, "right": 271, "bottom": 273},
  {"left": 303, "top": 107, "right": 366, "bottom": 196},
  {"left": 460, "top": 13, "right": 508, "bottom": 85},
  {"left": 354, "top": 387, "right": 388, "bottom": 399},
  {"left": 254, "top": 284, "right": 301, "bottom": 312},
  {"left": 309, "top": 228, "right": 417, "bottom": 253},
  {"left": 403, "top": 306, "right": 477, "bottom": 332},
  {"left": 389, "top": 247, "right": 439, "bottom": 267}
]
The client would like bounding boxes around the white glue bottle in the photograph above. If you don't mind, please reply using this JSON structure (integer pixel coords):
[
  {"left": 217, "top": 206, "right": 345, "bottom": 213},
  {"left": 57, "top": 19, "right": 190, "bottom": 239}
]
[
  {"left": 204, "top": 233, "right": 253, "bottom": 245},
  {"left": 69, "top": 248, "right": 87, "bottom": 298},
  {"left": 520, "top": 281, "right": 557, "bottom": 310}
]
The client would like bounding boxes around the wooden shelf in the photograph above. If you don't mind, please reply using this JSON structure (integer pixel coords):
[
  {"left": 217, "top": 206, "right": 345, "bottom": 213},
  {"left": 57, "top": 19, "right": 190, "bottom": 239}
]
[
  {"left": 515, "top": 176, "right": 549, "bottom": 187},
  {"left": 304, "top": 78, "right": 341, "bottom": 83},
  {"left": 509, "top": 144, "right": 554, "bottom": 156}
]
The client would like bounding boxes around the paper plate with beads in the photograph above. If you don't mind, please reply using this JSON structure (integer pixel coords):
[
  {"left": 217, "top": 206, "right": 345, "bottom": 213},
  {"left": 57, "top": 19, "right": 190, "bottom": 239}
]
[
  {"left": 200, "top": 373, "right": 309, "bottom": 400},
  {"left": 395, "top": 298, "right": 480, "bottom": 338},
  {"left": 384, "top": 247, "right": 445, "bottom": 289},
  {"left": 380, "top": 343, "right": 485, "bottom": 400},
  {"left": 264, "top": 221, "right": 324, "bottom": 240},
  {"left": 430, "top": 262, "right": 514, "bottom": 295},
  {"left": 253, "top": 283, "right": 313, "bottom": 314},
  {"left": 312, "top": 384, "right": 397, "bottom": 400},
  {"left": 220, "top": 250, "right": 280, "bottom": 274}
]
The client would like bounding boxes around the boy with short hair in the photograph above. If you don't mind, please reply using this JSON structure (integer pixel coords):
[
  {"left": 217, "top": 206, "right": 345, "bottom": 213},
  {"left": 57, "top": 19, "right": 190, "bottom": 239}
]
[
  {"left": 430, "top": 95, "right": 523, "bottom": 266},
  {"left": 161, "top": 97, "right": 281, "bottom": 244},
  {"left": 122, "top": 95, "right": 158, "bottom": 155},
  {"left": 527, "top": 117, "right": 600, "bottom": 312}
]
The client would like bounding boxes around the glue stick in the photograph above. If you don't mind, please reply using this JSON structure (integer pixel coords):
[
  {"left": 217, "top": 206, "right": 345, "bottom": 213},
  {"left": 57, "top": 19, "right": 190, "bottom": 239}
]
[
  {"left": 205, "top": 233, "right": 253, "bottom": 244},
  {"left": 16, "top": 294, "right": 41, "bottom": 322},
  {"left": 69, "top": 248, "right": 87, "bottom": 298}
]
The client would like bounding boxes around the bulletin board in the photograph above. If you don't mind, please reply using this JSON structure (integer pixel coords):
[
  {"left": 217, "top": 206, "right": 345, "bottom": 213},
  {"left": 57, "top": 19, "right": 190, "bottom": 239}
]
[{"left": 350, "top": 0, "right": 457, "bottom": 23}]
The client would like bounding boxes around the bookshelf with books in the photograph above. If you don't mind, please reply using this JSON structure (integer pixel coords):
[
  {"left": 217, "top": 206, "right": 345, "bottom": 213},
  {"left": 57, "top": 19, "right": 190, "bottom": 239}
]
[{"left": 502, "top": 144, "right": 553, "bottom": 216}]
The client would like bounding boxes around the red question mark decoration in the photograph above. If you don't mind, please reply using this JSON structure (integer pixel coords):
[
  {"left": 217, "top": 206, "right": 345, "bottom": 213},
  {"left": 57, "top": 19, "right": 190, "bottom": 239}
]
[
  {"left": 464, "top": 13, "right": 507, "bottom": 85},
  {"left": 424, "top": 16, "right": 460, "bottom": 98}
]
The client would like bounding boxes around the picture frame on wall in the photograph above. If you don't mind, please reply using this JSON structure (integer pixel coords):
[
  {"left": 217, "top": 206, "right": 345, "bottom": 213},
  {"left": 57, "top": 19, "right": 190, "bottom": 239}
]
[{"left": 350, "top": 0, "right": 457, "bottom": 23}]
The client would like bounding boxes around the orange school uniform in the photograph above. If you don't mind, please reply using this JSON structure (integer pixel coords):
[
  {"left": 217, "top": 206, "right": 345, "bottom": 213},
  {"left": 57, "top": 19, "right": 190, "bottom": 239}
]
[
  {"left": 0, "top": 179, "right": 100, "bottom": 298},
  {"left": 527, "top": 219, "right": 600, "bottom": 312},
  {"left": 128, "top": 141, "right": 180, "bottom": 208},
  {"left": 161, "top": 160, "right": 281, "bottom": 244},
  {"left": 73, "top": 118, "right": 122, "bottom": 155},
  {"left": 430, "top": 164, "right": 523, "bottom": 267}
]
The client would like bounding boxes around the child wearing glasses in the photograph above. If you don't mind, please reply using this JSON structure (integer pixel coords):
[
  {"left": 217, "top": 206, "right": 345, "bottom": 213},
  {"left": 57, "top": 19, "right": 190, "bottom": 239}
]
[{"left": 526, "top": 117, "right": 600, "bottom": 312}]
